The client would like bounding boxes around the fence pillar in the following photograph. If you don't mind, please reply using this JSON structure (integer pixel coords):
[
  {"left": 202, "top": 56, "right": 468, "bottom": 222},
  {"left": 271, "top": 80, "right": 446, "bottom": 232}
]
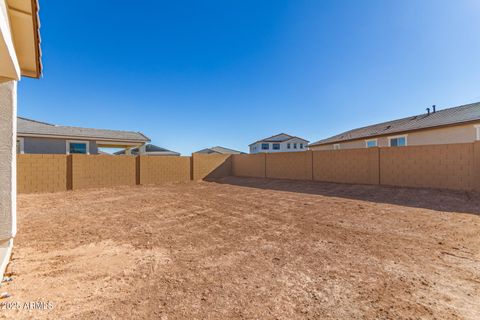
[{"left": 474, "top": 141, "right": 480, "bottom": 192}]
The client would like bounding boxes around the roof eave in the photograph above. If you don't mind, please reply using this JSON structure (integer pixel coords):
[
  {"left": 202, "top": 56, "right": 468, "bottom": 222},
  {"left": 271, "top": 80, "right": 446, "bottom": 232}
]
[{"left": 309, "top": 119, "right": 480, "bottom": 147}]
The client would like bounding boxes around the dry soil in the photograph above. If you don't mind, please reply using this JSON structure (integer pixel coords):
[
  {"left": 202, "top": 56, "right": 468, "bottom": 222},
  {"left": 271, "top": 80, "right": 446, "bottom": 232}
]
[{"left": 1, "top": 177, "right": 480, "bottom": 319}]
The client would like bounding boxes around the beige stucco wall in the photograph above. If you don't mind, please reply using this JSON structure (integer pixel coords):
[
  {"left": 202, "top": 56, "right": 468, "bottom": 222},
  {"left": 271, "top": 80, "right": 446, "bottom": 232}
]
[
  {"left": 0, "top": 80, "right": 16, "bottom": 241},
  {"left": 310, "top": 123, "right": 479, "bottom": 150}
]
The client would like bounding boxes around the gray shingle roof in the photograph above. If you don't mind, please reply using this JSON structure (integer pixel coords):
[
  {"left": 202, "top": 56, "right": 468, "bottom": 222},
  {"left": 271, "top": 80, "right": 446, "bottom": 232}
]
[
  {"left": 114, "top": 144, "right": 180, "bottom": 156},
  {"left": 309, "top": 102, "right": 480, "bottom": 146},
  {"left": 195, "top": 146, "right": 245, "bottom": 154},
  {"left": 17, "top": 117, "right": 150, "bottom": 142},
  {"left": 249, "top": 133, "right": 309, "bottom": 146}
]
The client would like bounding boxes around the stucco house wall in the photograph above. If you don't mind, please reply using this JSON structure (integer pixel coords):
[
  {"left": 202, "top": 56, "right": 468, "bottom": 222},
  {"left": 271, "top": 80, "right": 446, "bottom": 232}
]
[
  {"left": 21, "top": 137, "right": 99, "bottom": 154},
  {"left": 250, "top": 137, "right": 308, "bottom": 153},
  {"left": 310, "top": 123, "right": 480, "bottom": 150}
]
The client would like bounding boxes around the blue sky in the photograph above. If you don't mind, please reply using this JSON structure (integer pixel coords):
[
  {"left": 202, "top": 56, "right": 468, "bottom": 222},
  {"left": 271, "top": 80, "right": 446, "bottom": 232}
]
[{"left": 18, "top": 0, "right": 480, "bottom": 155}]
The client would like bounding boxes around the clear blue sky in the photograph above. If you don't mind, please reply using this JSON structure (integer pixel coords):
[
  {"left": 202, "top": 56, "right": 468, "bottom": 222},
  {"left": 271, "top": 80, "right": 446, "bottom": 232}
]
[{"left": 18, "top": 0, "right": 480, "bottom": 155}]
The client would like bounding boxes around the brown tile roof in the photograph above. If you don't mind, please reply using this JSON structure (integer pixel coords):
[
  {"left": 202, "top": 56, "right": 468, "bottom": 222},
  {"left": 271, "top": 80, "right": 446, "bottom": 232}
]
[{"left": 310, "top": 102, "right": 480, "bottom": 146}]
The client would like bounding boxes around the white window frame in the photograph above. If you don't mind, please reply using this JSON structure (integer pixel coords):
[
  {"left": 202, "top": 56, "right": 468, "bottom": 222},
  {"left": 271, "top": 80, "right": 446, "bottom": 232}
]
[
  {"left": 475, "top": 125, "right": 480, "bottom": 140},
  {"left": 365, "top": 139, "right": 378, "bottom": 148},
  {"left": 388, "top": 134, "right": 408, "bottom": 147},
  {"left": 17, "top": 137, "right": 24, "bottom": 154},
  {"left": 66, "top": 140, "right": 90, "bottom": 155},
  {"left": 333, "top": 144, "right": 340, "bottom": 150}
]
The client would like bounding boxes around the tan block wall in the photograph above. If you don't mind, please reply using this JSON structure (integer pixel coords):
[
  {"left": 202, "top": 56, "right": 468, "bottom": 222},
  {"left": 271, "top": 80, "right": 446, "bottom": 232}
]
[
  {"left": 17, "top": 155, "right": 67, "bottom": 193},
  {"left": 232, "top": 154, "right": 266, "bottom": 178},
  {"left": 380, "top": 143, "right": 474, "bottom": 190},
  {"left": 313, "top": 148, "right": 379, "bottom": 185},
  {"left": 192, "top": 154, "right": 232, "bottom": 180},
  {"left": 139, "top": 156, "right": 191, "bottom": 184},
  {"left": 71, "top": 155, "right": 136, "bottom": 190},
  {"left": 473, "top": 141, "right": 480, "bottom": 192},
  {"left": 266, "top": 151, "right": 313, "bottom": 180}
]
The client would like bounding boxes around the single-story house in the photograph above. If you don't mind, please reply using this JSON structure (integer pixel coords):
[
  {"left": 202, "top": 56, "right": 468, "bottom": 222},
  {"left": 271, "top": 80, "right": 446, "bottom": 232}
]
[
  {"left": 249, "top": 133, "right": 309, "bottom": 154},
  {"left": 114, "top": 144, "right": 180, "bottom": 156},
  {"left": 309, "top": 102, "right": 480, "bottom": 150},
  {"left": 194, "top": 146, "right": 245, "bottom": 155},
  {"left": 0, "top": 0, "right": 42, "bottom": 279},
  {"left": 17, "top": 117, "right": 150, "bottom": 154}
]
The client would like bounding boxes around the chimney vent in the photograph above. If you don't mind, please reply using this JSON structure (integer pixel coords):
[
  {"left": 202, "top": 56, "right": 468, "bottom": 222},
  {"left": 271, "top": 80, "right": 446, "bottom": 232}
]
[
  {"left": 426, "top": 107, "right": 430, "bottom": 115},
  {"left": 432, "top": 105, "right": 436, "bottom": 113}
]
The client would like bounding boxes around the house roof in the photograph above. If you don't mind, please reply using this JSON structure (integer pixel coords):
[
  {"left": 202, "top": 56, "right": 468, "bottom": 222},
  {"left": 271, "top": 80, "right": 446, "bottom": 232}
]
[
  {"left": 309, "top": 102, "right": 480, "bottom": 147},
  {"left": 249, "top": 133, "right": 309, "bottom": 146},
  {"left": 194, "top": 146, "right": 245, "bottom": 154},
  {"left": 17, "top": 117, "right": 150, "bottom": 143},
  {"left": 7, "top": 0, "right": 42, "bottom": 78},
  {"left": 114, "top": 144, "right": 180, "bottom": 156}
]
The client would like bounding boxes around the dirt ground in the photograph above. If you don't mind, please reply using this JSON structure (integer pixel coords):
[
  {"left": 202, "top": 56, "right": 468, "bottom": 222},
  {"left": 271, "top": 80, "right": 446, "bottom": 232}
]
[{"left": 1, "top": 177, "right": 480, "bottom": 319}]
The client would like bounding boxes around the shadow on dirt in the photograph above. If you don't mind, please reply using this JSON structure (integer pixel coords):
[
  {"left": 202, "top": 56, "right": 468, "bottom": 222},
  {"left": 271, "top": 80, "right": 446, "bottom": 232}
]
[{"left": 208, "top": 176, "right": 480, "bottom": 215}]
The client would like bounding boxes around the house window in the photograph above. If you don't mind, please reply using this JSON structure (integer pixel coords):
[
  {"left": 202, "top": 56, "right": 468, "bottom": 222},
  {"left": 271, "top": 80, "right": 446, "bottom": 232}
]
[
  {"left": 333, "top": 144, "right": 340, "bottom": 150},
  {"left": 16, "top": 138, "right": 24, "bottom": 154},
  {"left": 389, "top": 135, "right": 407, "bottom": 147},
  {"left": 475, "top": 125, "right": 480, "bottom": 140},
  {"left": 273, "top": 143, "right": 280, "bottom": 150},
  {"left": 300, "top": 143, "right": 303, "bottom": 149},
  {"left": 261, "top": 143, "right": 269, "bottom": 150},
  {"left": 67, "top": 140, "right": 90, "bottom": 154},
  {"left": 293, "top": 143, "right": 297, "bottom": 149},
  {"left": 287, "top": 143, "right": 291, "bottom": 149},
  {"left": 366, "top": 139, "right": 377, "bottom": 148}
]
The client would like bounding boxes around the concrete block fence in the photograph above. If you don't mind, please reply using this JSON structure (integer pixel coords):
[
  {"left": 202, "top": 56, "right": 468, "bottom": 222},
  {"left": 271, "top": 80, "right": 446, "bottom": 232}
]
[{"left": 17, "top": 141, "right": 480, "bottom": 193}]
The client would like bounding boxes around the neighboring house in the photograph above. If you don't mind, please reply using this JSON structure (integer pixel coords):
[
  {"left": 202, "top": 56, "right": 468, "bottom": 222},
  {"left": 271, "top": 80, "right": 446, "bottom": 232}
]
[
  {"left": 114, "top": 144, "right": 180, "bottom": 156},
  {"left": 17, "top": 117, "right": 150, "bottom": 155},
  {"left": 249, "top": 133, "right": 309, "bottom": 154},
  {"left": 194, "top": 146, "right": 245, "bottom": 155},
  {"left": 309, "top": 102, "right": 480, "bottom": 150},
  {"left": 0, "top": 0, "right": 42, "bottom": 278}
]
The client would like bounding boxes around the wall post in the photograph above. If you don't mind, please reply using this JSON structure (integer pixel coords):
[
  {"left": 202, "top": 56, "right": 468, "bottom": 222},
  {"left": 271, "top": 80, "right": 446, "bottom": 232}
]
[{"left": 473, "top": 141, "right": 480, "bottom": 192}]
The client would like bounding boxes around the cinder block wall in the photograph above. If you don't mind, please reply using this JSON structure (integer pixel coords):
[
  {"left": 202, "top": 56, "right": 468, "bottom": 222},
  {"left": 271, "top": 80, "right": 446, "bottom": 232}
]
[
  {"left": 380, "top": 143, "right": 475, "bottom": 190},
  {"left": 313, "top": 148, "right": 379, "bottom": 185},
  {"left": 139, "top": 156, "right": 191, "bottom": 184},
  {"left": 17, "top": 154, "right": 68, "bottom": 193},
  {"left": 266, "top": 151, "right": 313, "bottom": 180},
  {"left": 232, "top": 153, "right": 266, "bottom": 178},
  {"left": 16, "top": 142, "right": 480, "bottom": 193},
  {"left": 71, "top": 155, "right": 136, "bottom": 190},
  {"left": 192, "top": 154, "right": 232, "bottom": 180}
]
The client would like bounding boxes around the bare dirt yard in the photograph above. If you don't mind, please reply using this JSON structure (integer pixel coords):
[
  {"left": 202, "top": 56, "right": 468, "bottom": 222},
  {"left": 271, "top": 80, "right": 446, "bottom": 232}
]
[{"left": 1, "top": 177, "right": 480, "bottom": 319}]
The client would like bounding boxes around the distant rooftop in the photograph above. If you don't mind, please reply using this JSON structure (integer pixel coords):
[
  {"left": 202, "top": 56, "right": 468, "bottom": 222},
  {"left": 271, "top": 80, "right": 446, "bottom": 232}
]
[
  {"left": 249, "top": 133, "right": 309, "bottom": 146},
  {"left": 17, "top": 117, "right": 150, "bottom": 143},
  {"left": 310, "top": 102, "right": 480, "bottom": 146},
  {"left": 195, "top": 146, "right": 245, "bottom": 155},
  {"left": 114, "top": 144, "right": 180, "bottom": 156}
]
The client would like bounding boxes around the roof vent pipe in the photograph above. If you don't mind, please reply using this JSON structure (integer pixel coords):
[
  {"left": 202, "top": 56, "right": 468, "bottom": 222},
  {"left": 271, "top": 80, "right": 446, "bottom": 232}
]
[
  {"left": 432, "top": 105, "right": 436, "bottom": 113},
  {"left": 426, "top": 107, "right": 430, "bottom": 115}
]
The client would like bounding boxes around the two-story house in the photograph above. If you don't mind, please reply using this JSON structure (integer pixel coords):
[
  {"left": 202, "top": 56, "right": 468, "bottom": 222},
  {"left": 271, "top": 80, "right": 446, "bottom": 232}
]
[
  {"left": 249, "top": 133, "right": 309, "bottom": 154},
  {"left": 309, "top": 102, "right": 480, "bottom": 150}
]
